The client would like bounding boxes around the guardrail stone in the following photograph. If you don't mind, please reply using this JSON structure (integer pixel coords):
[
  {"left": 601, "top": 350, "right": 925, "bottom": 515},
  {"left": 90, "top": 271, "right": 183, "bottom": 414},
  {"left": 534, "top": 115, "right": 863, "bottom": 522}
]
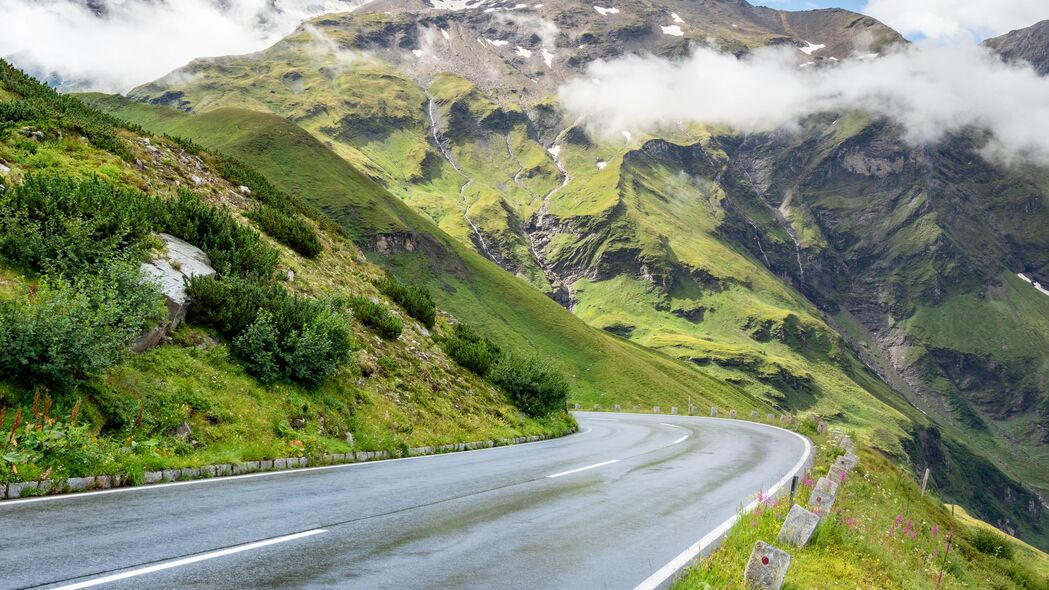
[
  {"left": 778, "top": 504, "right": 820, "bottom": 547},
  {"left": 808, "top": 482, "right": 837, "bottom": 517},
  {"left": 743, "top": 541, "right": 790, "bottom": 590}
]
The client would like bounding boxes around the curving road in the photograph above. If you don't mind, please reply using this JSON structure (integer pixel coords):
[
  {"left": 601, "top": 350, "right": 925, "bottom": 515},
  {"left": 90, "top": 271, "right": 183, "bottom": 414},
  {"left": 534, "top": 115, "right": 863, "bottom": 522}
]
[{"left": 0, "top": 413, "right": 810, "bottom": 590}]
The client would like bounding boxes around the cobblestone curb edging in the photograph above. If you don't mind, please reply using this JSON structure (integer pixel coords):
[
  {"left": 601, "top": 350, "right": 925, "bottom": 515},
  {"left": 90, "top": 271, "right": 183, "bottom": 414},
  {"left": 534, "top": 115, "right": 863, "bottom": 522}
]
[{"left": 0, "top": 429, "right": 575, "bottom": 501}]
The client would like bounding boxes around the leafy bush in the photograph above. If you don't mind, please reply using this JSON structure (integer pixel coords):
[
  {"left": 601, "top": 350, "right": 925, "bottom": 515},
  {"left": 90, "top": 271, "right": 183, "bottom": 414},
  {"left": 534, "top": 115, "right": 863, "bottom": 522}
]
[
  {"left": 187, "top": 275, "right": 353, "bottom": 386},
  {"left": 162, "top": 191, "right": 279, "bottom": 280},
  {"left": 0, "top": 174, "right": 156, "bottom": 275},
  {"left": 489, "top": 354, "right": 569, "bottom": 417},
  {"left": 971, "top": 528, "right": 1015, "bottom": 560},
  {"left": 347, "top": 296, "right": 402, "bottom": 340},
  {"left": 443, "top": 323, "right": 501, "bottom": 376},
  {"left": 0, "top": 174, "right": 279, "bottom": 281},
  {"left": 376, "top": 277, "right": 436, "bottom": 329},
  {"left": 245, "top": 205, "right": 322, "bottom": 258},
  {"left": 0, "top": 261, "right": 164, "bottom": 386}
]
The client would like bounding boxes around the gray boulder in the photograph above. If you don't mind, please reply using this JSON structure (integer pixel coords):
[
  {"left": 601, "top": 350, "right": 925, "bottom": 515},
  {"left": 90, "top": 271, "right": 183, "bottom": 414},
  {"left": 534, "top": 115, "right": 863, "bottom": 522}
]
[{"left": 135, "top": 233, "right": 217, "bottom": 352}]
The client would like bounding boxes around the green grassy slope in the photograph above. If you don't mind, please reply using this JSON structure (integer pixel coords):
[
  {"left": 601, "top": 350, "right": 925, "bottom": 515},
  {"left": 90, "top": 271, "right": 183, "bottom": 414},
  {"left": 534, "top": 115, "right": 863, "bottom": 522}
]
[
  {"left": 0, "top": 63, "right": 577, "bottom": 485},
  {"left": 86, "top": 97, "right": 765, "bottom": 414}
]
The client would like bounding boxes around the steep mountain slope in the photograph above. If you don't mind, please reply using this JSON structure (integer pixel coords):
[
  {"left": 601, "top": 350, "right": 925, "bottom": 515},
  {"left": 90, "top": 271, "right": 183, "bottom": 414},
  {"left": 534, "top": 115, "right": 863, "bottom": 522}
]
[
  {"left": 98, "top": 0, "right": 1049, "bottom": 546},
  {"left": 84, "top": 96, "right": 763, "bottom": 416},
  {"left": 0, "top": 59, "right": 575, "bottom": 486},
  {"left": 986, "top": 20, "right": 1049, "bottom": 75}
]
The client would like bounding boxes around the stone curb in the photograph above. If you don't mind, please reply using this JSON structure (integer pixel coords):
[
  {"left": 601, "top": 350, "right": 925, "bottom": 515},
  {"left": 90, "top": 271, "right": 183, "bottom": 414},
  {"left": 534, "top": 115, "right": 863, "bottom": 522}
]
[{"left": 0, "top": 428, "right": 575, "bottom": 501}]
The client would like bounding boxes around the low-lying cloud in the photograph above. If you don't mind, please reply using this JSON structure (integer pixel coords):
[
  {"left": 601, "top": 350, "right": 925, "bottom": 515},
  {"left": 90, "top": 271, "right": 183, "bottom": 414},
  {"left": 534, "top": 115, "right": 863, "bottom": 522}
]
[
  {"left": 558, "top": 43, "right": 1049, "bottom": 164},
  {"left": 0, "top": 0, "right": 369, "bottom": 93}
]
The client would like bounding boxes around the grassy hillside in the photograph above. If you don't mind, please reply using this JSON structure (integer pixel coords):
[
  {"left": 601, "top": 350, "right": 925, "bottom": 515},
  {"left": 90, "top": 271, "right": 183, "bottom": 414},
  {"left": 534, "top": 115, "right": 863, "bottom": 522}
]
[
  {"left": 0, "top": 60, "right": 576, "bottom": 486},
  {"left": 676, "top": 426, "right": 1049, "bottom": 589},
  {"left": 84, "top": 97, "right": 767, "bottom": 415}
]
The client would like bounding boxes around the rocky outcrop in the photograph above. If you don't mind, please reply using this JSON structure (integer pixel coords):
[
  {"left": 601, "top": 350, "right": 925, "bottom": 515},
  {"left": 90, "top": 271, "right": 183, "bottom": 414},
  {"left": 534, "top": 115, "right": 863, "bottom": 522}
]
[
  {"left": 986, "top": 20, "right": 1049, "bottom": 76},
  {"left": 135, "top": 233, "right": 216, "bottom": 352}
]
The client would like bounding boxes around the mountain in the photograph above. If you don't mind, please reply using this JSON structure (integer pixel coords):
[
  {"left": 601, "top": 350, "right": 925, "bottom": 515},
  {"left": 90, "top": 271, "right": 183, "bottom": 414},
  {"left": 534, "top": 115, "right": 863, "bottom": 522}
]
[
  {"left": 986, "top": 20, "right": 1049, "bottom": 75},
  {"left": 86, "top": 0, "right": 1049, "bottom": 546}
]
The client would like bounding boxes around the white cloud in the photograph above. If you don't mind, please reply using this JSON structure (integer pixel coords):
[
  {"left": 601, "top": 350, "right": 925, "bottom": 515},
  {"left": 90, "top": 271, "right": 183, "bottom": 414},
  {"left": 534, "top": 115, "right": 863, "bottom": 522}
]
[
  {"left": 0, "top": 0, "right": 370, "bottom": 93},
  {"left": 862, "top": 0, "right": 1049, "bottom": 41},
  {"left": 558, "top": 44, "right": 1049, "bottom": 164}
]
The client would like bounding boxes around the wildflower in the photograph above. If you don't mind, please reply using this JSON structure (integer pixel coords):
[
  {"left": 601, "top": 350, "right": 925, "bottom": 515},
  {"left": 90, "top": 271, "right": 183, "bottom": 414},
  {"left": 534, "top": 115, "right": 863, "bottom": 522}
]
[{"left": 931, "top": 525, "right": 939, "bottom": 538}]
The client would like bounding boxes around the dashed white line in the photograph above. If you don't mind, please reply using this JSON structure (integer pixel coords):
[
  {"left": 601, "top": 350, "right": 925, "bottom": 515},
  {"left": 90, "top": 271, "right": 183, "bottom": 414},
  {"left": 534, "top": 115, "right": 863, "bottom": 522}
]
[
  {"left": 659, "top": 423, "right": 682, "bottom": 429},
  {"left": 50, "top": 529, "right": 327, "bottom": 590},
  {"left": 546, "top": 459, "right": 619, "bottom": 479},
  {"left": 672, "top": 435, "right": 689, "bottom": 445}
]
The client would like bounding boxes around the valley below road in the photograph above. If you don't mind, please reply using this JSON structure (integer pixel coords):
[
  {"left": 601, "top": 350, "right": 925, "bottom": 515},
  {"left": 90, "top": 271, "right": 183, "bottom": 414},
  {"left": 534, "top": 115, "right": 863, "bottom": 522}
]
[{"left": 0, "top": 413, "right": 810, "bottom": 590}]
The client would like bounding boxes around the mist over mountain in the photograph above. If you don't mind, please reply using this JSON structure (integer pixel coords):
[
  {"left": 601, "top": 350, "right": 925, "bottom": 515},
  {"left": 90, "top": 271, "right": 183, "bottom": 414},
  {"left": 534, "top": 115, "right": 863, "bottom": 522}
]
[{"left": 0, "top": 0, "right": 369, "bottom": 92}]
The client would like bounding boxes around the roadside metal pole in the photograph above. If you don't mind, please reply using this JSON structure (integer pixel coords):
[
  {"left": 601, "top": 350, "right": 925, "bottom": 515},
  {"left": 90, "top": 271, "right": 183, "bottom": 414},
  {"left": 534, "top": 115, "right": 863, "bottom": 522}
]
[{"left": 789, "top": 475, "right": 799, "bottom": 505}]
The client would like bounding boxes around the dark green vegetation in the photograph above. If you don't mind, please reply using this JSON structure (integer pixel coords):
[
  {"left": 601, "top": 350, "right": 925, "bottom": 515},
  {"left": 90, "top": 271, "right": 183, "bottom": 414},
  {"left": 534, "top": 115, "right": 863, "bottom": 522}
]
[
  {"left": 346, "top": 295, "right": 403, "bottom": 340},
  {"left": 0, "top": 60, "right": 575, "bottom": 486},
  {"left": 186, "top": 275, "right": 353, "bottom": 386},
  {"left": 92, "top": 0, "right": 1049, "bottom": 549},
  {"left": 443, "top": 323, "right": 567, "bottom": 417},
  {"left": 0, "top": 262, "right": 162, "bottom": 387},
  {"left": 676, "top": 426, "right": 1049, "bottom": 589},
  {"left": 376, "top": 276, "right": 436, "bottom": 329}
]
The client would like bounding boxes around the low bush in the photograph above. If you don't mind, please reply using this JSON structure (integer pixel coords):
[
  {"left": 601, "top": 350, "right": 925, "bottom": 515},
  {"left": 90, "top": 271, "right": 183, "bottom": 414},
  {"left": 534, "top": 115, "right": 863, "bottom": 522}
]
[
  {"left": 347, "top": 296, "right": 403, "bottom": 340},
  {"left": 0, "top": 174, "right": 156, "bottom": 276},
  {"left": 376, "top": 277, "right": 436, "bottom": 329},
  {"left": 443, "top": 323, "right": 501, "bottom": 377},
  {"left": 0, "top": 261, "right": 165, "bottom": 386},
  {"left": 489, "top": 353, "right": 569, "bottom": 417},
  {"left": 971, "top": 528, "right": 1015, "bottom": 560},
  {"left": 187, "top": 275, "right": 353, "bottom": 386},
  {"left": 0, "top": 174, "right": 279, "bottom": 281},
  {"left": 245, "top": 205, "right": 322, "bottom": 258},
  {"left": 162, "top": 191, "right": 278, "bottom": 280}
]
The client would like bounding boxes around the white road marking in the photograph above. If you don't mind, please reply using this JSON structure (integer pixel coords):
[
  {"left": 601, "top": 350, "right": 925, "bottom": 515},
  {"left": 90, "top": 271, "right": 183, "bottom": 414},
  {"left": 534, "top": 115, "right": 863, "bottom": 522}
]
[
  {"left": 633, "top": 423, "right": 813, "bottom": 590},
  {"left": 546, "top": 459, "right": 619, "bottom": 479},
  {"left": 659, "top": 423, "right": 682, "bottom": 429},
  {"left": 50, "top": 529, "right": 327, "bottom": 590},
  {"left": 672, "top": 435, "right": 689, "bottom": 445},
  {"left": 1, "top": 431, "right": 587, "bottom": 507}
]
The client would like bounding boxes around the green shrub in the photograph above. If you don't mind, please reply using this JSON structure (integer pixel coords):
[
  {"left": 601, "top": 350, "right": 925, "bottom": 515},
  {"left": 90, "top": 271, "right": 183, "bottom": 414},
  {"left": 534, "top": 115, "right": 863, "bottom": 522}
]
[
  {"left": 0, "top": 174, "right": 156, "bottom": 275},
  {"left": 971, "top": 528, "right": 1015, "bottom": 560},
  {"left": 0, "top": 261, "right": 164, "bottom": 386},
  {"left": 376, "top": 277, "right": 436, "bottom": 329},
  {"left": 443, "top": 323, "right": 501, "bottom": 376},
  {"left": 245, "top": 205, "right": 322, "bottom": 258},
  {"left": 347, "top": 296, "right": 403, "bottom": 340},
  {"left": 0, "top": 174, "right": 279, "bottom": 281},
  {"left": 162, "top": 191, "right": 278, "bottom": 280},
  {"left": 489, "top": 354, "right": 569, "bottom": 417},
  {"left": 187, "top": 275, "right": 353, "bottom": 386}
]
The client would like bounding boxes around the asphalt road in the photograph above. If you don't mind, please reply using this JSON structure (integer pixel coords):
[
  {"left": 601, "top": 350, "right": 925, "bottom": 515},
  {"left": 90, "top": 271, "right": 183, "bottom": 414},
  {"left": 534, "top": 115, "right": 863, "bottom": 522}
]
[{"left": 0, "top": 412, "right": 810, "bottom": 590}]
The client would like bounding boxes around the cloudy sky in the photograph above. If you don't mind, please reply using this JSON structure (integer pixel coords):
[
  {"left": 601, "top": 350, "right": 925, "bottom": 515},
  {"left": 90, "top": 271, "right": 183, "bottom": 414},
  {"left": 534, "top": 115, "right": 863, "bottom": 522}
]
[{"left": 756, "top": 0, "right": 1049, "bottom": 40}]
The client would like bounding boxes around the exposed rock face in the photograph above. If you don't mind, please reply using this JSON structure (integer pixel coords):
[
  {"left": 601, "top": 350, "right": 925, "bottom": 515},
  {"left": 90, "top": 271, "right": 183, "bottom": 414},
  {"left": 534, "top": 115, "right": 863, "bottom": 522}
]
[
  {"left": 986, "top": 20, "right": 1049, "bottom": 76},
  {"left": 135, "top": 233, "right": 216, "bottom": 352}
]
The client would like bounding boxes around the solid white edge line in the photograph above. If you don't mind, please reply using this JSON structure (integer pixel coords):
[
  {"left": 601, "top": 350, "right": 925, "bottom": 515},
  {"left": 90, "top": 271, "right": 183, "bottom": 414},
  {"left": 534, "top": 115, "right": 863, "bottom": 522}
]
[
  {"left": 49, "top": 529, "right": 327, "bottom": 590},
  {"left": 545, "top": 459, "right": 620, "bottom": 479},
  {"left": 632, "top": 421, "right": 813, "bottom": 590},
  {"left": 672, "top": 435, "right": 689, "bottom": 445},
  {"left": 2, "top": 428, "right": 593, "bottom": 508}
]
